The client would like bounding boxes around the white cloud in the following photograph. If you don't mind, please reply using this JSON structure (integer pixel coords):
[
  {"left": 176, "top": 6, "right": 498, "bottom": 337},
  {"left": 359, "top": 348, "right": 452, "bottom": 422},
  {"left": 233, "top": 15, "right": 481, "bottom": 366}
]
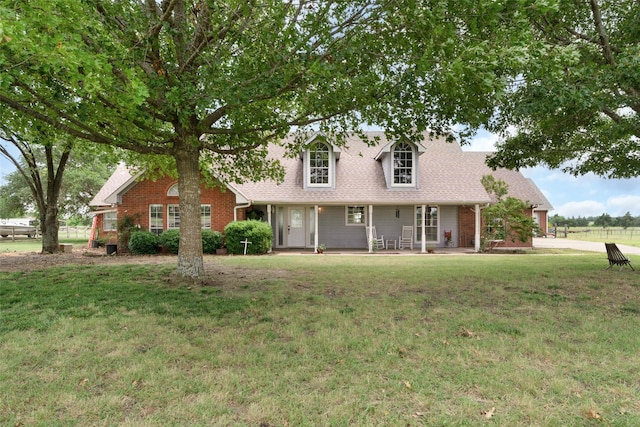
[
  {"left": 555, "top": 200, "right": 607, "bottom": 218},
  {"left": 605, "top": 195, "right": 640, "bottom": 216}
]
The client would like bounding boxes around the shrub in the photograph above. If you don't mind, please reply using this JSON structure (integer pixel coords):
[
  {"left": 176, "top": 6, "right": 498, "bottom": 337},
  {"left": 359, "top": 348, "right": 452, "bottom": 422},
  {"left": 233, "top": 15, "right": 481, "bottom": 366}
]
[
  {"left": 159, "top": 229, "right": 180, "bottom": 254},
  {"left": 128, "top": 231, "right": 159, "bottom": 255},
  {"left": 224, "top": 220, "right": 272, "bottom": 255},
  {"left": 202, "top": 229, "right": 224, "bottom": 254}
]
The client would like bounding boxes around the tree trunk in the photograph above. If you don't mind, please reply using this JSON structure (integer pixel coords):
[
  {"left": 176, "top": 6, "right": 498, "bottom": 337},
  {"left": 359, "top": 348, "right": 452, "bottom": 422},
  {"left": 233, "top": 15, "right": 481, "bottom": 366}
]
[
  {"left": 40, "top": 204, "right": 60, "bottom": 253},
  {"left": 174, "top": 143, "right": 205, "bottom": 280}
]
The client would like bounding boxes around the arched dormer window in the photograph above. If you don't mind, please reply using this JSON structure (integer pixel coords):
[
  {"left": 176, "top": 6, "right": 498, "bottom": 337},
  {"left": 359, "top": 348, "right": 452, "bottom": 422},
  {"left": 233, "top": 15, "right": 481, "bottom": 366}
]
[
  {"left": 307, "top": 141, "right": 331, "bottom": 187},
  {"left": 167, "top": 183, "right": 179, "bottom": 196},
  {"left": 392, "top": 142, "right": 414, "bottom": 186}
]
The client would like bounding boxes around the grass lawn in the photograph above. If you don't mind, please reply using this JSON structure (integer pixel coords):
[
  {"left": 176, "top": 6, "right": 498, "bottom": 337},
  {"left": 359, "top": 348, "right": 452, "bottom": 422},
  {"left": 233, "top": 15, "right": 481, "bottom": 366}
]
[
  {"left": 0, "top": 238, "right": 89, "bottom": 254},
  {"left": 1, "top": 253, "right": 639, "bottom": 426},
  {"left": 555, "top": 227, "right": 640, "bottom": 248}
]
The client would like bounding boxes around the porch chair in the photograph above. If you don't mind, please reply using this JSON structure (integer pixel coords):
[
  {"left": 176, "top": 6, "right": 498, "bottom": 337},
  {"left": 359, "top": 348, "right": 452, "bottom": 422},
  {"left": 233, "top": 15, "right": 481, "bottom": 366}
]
[
  {"left": 398, "top": 225, "right": 414, "bottom": 250},
  {"left": 365, "top": 226, "right": 385, "bottom": 250},
  {"left": 605, "top": 243, "right": 635, "bottom": 271}
]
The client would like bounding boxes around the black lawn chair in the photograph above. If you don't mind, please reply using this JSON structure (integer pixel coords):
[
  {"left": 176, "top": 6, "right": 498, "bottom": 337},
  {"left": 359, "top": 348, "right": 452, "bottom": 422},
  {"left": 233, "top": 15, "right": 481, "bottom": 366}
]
[{"left": 605, "top": 243, "right": 635, "bottom": 271}]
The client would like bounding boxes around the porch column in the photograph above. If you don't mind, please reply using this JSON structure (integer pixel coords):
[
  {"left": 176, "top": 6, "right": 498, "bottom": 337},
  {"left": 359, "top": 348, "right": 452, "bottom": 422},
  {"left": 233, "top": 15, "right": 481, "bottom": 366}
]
[
  {"left": 314, "top": 205, "right": 319, "bottom": 253},
  {"left": 267, "top": 205, "right": 272, "bottom": 253},
  {"left": 420, "top": 204, "right": 426, "bottom": 253},
  {"left": 368, "top": 204, "right": 373, "bottom": 253},
  {"left": 474, "top": 204, "right": 481, "bottom": 252}
]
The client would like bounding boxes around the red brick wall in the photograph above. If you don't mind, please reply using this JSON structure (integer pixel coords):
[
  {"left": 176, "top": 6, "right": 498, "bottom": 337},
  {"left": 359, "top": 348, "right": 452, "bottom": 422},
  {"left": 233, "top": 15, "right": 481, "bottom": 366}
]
[
  {"left": 99, "top": 177, "right": 244, "bottom": 237},
  {"left": 458, "top": 206, "right": 534, "bottom": 248}
]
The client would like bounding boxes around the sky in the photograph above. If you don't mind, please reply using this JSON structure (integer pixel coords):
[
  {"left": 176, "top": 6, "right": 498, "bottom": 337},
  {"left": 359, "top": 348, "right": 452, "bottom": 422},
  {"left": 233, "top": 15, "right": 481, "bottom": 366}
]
[
  {"left": 462, "top": 129, "right": 640, "bottom": 218},
  {"left": 1, "top": 130, "right": 639, "bottom": 218}
]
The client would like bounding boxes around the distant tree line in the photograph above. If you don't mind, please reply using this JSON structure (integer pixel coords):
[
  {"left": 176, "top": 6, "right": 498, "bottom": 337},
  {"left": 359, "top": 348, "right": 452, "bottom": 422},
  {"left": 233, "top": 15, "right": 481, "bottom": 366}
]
[{"left": 550, "top": 212, "right": 640, "bottom": 229}]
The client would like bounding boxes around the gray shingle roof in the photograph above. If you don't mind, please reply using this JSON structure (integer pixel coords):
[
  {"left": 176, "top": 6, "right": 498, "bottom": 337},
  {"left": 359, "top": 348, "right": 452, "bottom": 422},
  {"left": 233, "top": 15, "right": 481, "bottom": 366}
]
[{"left": 91, "top": 132, "right": 551, "bottom": 209}]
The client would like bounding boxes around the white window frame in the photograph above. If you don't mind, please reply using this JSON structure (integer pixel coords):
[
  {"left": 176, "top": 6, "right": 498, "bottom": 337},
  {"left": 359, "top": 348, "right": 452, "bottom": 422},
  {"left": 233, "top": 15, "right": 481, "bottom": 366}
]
[
  {"left": 345, "top": 205, "right": 366, "bottom": 226},
  {"left": 168, "top": 204, "right": 180, "bottom": 229},
  {"left": 167, "top": 183, "right": 179, "bottom": 196},
  {"left": 392, "top": 142, "right": 414, "bottom": 187},
  {"left": 201, "top": 205, "right": 211, "bottom": 229},
  {"left": 416, "top": 205, "right": 438, "bottom": 242},
  {"left": 149, "top": 204, "right": 163, "bottom": 235},
  {"left": 103, "top": 211, "right": 117, "bottom": 231},
  {"left": 307, "top": 141, "right": 332, "bottom": 188}
]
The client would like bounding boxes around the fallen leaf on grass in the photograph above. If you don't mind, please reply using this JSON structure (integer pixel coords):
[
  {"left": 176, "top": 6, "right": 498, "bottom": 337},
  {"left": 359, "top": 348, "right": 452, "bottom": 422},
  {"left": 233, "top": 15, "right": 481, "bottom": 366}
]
[
  {"left": 586, "top": 409, "right": 601, "bottom": 420},
  {"left": 457, "top": 327, "right": 476, "bottom": 338},
  {"left": 481, "top": 406, "right": 495, "bottom": 419},
  {"left": 77, "top": 378, "right": 89, "bottom": 388},
  {"left": 403, "top": 380, "right": 411, "bottom": 390}
]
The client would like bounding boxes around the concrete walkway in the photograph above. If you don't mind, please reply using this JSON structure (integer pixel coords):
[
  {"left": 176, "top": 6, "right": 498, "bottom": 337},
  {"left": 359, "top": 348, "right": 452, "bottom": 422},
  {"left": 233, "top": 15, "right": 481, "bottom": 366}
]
[{"left": 533, "top": 237, "right": 640, "bottom": 255}]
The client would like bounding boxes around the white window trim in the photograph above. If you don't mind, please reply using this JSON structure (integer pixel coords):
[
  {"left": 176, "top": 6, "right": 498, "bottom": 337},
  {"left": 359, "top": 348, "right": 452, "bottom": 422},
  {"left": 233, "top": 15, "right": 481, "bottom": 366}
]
[
  {"left": 168, "top": 204, "right": 180, "bottom": 229},
  {"left": 167, "top": 183, "right": 179, "bottom": 196},
  {"left": 149, "top": 204, "right": 163, "bottom": 234},
  {"left": 103, "top": 211, "right": 117, "bottom": 231},
  {"left": 416, "top": 205, "right": 439, "bottom": 243},
  {"left": 392, "top": 142, "right": 415, "bottom": 187},
  {"left": 345, "top": 205, "right": 367, "bottom": 226},
  {"left": 201, "top": 204, "right": 211, "bottom": 229},
  {"left": 306, "top": 141, "right": 333, "bottom": 188}
]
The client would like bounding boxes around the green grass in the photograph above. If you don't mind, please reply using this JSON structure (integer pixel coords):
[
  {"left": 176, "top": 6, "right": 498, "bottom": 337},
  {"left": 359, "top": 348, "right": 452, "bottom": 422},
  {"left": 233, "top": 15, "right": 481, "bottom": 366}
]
[
  {"left": 1, "top": 253, "right": 639, "bottom": 426},
  {"left": 0, "top": 238, "right": 89, "bottom": 253},
  {"left": 556, "top": 227, "right": 640, "bottom": 247}
]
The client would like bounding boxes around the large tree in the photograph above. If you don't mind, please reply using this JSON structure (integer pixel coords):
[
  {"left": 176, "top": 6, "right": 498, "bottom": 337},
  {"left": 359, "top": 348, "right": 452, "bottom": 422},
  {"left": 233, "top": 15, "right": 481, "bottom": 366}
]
[
  {"left": 0, "top": 0, "right": 533, "bottom": 279},
  {"left": 486, "top": 0, "right": 640, "bottom": 178}
]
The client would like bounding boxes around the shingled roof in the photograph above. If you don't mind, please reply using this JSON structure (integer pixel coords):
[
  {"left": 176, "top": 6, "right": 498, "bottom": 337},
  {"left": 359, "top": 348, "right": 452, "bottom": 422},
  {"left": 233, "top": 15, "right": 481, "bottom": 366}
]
[
  {"left": 90, "top": 131, "right": 551, "bottom": 210},
  {"left": 231, "top": 132, "right": 552, "bottom": 208}
]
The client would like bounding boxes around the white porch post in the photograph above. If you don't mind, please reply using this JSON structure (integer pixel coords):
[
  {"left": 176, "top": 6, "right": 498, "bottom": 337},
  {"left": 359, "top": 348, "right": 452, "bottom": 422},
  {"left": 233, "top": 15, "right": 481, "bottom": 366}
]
[
  {"left": 368, "top": 204, "right": 373, "bottom": 253},
  {"left": 314, "top": 205, "right": 319, "bottom": 253},
  {"left": 420, "top": 204, "right": 426, "bottom": 253},
  {"left": 267, "top": 204, "right": 272, "bottom": 253},
  {"left": 474, "top": 203, "right": 481, "bottom": 252}
]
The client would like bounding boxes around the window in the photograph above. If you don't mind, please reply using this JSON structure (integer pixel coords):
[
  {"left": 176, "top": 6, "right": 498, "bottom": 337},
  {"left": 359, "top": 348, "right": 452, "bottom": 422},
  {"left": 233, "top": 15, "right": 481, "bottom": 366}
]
[
  {"left": 346, "top": 206, "right": 366, "bottom": 226},
  {"left": 393, "top": 142, "right": 414, "bottom": 185},
  {"left": 150, "top": 205, "right": 163, "bottom": 235},
  {"left": 486, "top": 218, "right": 506, "bottom": 241},
  {"left": 167, "top": 183, "right": 179, "bottom": 196},
  {"left": 307, "top": 141, "right": 330, "bottom": 187},
  {"left": 104, "top": 211, "right": 117, "bottom": 231},
  {"left": 168, "top": 204, "right": 180, "bottom": 229},
  {"left": 416, "top": 206, "right": 438, "bottom": 242},
  {"left": 201, "top": 205, "right": 211, "bottom": 229}
]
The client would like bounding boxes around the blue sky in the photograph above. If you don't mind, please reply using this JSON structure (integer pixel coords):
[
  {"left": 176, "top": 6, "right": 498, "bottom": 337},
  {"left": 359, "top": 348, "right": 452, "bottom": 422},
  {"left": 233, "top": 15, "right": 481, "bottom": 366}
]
[
  {"left": 1, "top": 131, "right": 639, "bottom": 218},
  {"left": 462, "top": 129, "right": 640, "bottom": 218}
]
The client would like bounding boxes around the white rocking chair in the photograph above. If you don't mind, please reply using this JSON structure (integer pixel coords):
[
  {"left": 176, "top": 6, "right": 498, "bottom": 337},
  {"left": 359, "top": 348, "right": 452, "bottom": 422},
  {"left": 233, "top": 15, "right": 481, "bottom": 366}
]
[
  {"left": 365, "top": 226, "right": 385, "bottom": 250},
  {"left": 398, "top": 225, "right": 414, "bottom": 250}
]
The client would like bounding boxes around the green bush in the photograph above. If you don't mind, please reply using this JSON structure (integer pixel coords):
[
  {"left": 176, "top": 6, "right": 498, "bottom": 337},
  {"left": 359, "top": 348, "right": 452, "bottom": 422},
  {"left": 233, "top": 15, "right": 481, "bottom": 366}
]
[
  {"left": 202, "top": 229, "right": 224, "bottom": 254},
  {"left": 159, "top": 229, "right": 180, "bottom": 254},
  {"left": 128, "top": 231, "right": 159, "bottom": 255},
  {"left": 224, "top": 220, "right": 272, "bottom": 255}
]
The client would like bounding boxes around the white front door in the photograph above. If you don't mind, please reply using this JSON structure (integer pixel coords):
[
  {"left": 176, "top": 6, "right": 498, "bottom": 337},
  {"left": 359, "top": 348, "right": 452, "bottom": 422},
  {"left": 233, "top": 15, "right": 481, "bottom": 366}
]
[{"left": 287, "top": 207, "right": 306, "bottom": 247}]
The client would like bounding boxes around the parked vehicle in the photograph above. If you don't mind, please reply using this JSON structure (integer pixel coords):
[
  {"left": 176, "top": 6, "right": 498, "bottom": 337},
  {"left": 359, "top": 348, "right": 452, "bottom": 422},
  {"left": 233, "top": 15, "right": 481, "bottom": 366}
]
[{"left": 0, "top": 220, "right": 37, "bottom": 238}]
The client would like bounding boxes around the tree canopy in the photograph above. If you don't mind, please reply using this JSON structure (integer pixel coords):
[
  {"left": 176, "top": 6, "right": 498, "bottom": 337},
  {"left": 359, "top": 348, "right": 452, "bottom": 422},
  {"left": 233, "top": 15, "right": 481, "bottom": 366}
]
[
  {"left": 486, "top": 0, "right": 640, "bottom": 178},
  {"left": 0, "top": 0, "right": 537, "bottom": 279}
]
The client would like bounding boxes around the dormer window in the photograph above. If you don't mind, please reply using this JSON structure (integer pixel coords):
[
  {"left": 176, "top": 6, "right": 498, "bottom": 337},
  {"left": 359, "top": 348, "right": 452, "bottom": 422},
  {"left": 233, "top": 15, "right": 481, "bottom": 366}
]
[
  {"left": 392, "top": 142, "right": 414, "bottom": 186},
  {"left": 307, "top": 141, "right": 331, "bottom": 187}
]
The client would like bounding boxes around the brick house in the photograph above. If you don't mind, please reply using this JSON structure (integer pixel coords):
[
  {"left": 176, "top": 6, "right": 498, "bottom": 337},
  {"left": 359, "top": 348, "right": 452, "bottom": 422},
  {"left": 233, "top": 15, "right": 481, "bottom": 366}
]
[{"left": 90, "top": 131, "right": 552, "bottom": 251}]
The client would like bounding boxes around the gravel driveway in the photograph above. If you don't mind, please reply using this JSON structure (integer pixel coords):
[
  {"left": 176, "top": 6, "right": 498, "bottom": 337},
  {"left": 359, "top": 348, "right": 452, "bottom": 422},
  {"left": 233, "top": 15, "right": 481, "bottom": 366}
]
[{"left": 533, "top": 237, "right": 640, "bottom": 255}]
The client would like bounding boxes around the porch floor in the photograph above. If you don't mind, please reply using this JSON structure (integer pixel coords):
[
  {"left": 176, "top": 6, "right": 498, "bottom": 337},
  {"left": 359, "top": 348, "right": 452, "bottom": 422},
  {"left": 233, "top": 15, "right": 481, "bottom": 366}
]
[{"left": 271, "top": 247, "right": 478, "bottom": 255}]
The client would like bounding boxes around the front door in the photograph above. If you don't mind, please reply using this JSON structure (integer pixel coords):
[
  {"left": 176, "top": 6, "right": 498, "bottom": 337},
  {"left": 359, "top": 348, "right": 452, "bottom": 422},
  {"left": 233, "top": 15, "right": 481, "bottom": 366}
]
[{"left": 287, "top": 207, "right": 306, "bottom": 247}]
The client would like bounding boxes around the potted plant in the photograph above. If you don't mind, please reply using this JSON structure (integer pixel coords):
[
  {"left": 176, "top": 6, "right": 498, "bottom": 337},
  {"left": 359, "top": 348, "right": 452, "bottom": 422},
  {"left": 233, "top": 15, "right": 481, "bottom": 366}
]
[
  {"left": 316, "top": 244, "right": 326, "bottom": 254},
  {"left": 427, "top": 244, "right": 435, "bottom": 254}
]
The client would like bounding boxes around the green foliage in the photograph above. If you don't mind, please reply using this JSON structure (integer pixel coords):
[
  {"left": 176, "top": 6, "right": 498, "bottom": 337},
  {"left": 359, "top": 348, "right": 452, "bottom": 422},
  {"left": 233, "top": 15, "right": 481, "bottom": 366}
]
[
  {"left": 482, "top": 175, "right": 540, "bottom": 247},
  {"left": 224, "top": 220, "right": 272, "bottom": 255},
  {"left": 487, "top": 0, "right": 640, "bottom": 178},
  {"left": 159, "top": 229, "right": 181, "bottom": 254},
  {"left": 202, "top": 229, "right": 224, "bottom": 254},
  {"left": 117, "top": 213, "right": 141, "bottom": 253},
  {"left": 128, "top": 231, "right": 159, "bottom": 255}
]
